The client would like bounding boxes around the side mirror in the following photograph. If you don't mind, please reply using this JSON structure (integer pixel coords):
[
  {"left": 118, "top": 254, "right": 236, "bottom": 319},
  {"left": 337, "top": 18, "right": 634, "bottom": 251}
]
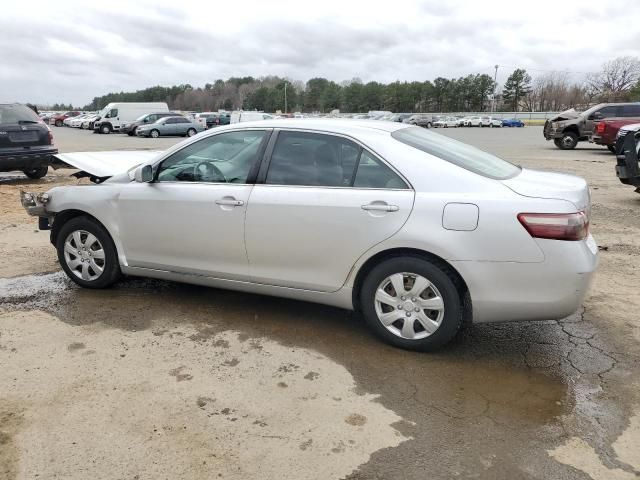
[{"left": 134, "top": 165, "right": 153, "bottom": 183}]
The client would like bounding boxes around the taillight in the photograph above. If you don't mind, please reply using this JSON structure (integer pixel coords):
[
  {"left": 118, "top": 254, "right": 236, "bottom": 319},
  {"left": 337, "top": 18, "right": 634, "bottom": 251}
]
[
  {"left": 596, "top": 122, "right": 605, "bottom": 134},
  {"left": 48, "top": 131, "right": 54, "bottom": 145},
  {"left": 517, "top": 212, "right": 588, "bottom": 241}
]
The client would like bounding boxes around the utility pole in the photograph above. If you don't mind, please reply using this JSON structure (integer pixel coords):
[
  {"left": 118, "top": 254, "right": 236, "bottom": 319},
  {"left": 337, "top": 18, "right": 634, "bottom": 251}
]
[
  {"left": 491, "top": 65, "right": 498, "bottom": 113},
  {"left": 284, "top": 81, "right": 288, "bottom": 114}
]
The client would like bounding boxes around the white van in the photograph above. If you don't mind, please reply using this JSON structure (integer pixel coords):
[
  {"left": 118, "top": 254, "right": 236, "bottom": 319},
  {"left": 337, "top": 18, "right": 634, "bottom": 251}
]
[
  {"left": 230, "top": 111, "right": 274, "bottom": 124},
  {"left": 93, "top": 102, "right": 169, "bottom": 134}
]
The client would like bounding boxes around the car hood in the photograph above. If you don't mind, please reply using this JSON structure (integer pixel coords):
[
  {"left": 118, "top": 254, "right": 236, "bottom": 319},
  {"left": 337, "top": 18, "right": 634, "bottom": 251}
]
[
  {"left": 52, "top": 150, "right": 163, "bottom": 178},
  {"left": 550, "top": 109, "right": 580, "bottom": 122},
  {"left": 501, "top": 168, "right": 590, "bottom": 211}
]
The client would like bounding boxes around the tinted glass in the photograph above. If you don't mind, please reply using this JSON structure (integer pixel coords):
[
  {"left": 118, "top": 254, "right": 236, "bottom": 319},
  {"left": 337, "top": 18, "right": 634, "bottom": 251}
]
[
  {"left": 0, "top": 105, "right": 41, "bottom": 124},
  {"left": 266, "top": 131, "right": 359, "bottom": 187},
  {"left": 597, "top": 106, "right": 619, "bottom": 118},
  {"left": 176, "top": 118, "right": 189, "bottom": 124},
  {"left": 623, "top": 105, "right": 640, "bottom": 117},
  {"left": 392, "top": 127, "right": 520, "bottom": 180},
  {"left": 157, "top": 130, "right": 267, "bottom": 183},
  {"left": 354, "top": 151, "right": 408, "bottom": 189}
]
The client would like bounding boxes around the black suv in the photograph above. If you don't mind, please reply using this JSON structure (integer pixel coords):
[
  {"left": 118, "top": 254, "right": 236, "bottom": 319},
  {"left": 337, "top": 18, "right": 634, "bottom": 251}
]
[
  {"left": 122, "top": 112, "right": 181, "bottom": 136},
  {"left": 0, "top": 103, "right": 57, "bottom": 179}
]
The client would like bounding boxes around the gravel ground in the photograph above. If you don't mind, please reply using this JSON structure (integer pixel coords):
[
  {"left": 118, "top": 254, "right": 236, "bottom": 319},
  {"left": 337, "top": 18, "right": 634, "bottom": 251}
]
[{"left": 0, "top": 125, "right": 639, "bottom": 480}]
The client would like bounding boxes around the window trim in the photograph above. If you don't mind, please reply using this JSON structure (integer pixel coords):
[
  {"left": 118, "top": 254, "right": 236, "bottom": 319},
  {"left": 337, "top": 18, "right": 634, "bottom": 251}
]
[
  {"left": 151, "top": 128, "right": 272, "bottom": 185},
  {"left": 255, "top": 128, "right": 412, "bottom": 190}
]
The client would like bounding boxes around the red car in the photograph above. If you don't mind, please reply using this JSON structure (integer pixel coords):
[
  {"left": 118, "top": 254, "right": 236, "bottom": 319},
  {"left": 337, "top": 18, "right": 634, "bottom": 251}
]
[
  {"left": 50, "top": 111, "right": 81, "bottom": 127},
  {"left": 592, "top": 117, "right": 640, "bottom": 153}
]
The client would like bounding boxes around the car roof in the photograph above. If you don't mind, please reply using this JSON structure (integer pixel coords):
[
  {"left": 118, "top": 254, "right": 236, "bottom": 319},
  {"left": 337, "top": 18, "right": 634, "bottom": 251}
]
[{"left": 210, "top": 118, "right": 410, "bottom": 137}]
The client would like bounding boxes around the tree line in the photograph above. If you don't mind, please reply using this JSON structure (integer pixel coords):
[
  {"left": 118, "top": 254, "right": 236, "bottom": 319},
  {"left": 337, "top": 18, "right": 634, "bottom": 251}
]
[{"left": 45, "top": 56, "right": 640, "bottom": 114}]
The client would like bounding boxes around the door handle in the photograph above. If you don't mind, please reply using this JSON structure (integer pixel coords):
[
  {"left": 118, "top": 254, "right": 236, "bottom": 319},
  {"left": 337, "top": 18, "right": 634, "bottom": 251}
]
[
  {"left": 215, "top": 198, "right": 244, "bottom": 207},
  {"left": 361, "top": 203, "right": 399, "bottom": 212}
]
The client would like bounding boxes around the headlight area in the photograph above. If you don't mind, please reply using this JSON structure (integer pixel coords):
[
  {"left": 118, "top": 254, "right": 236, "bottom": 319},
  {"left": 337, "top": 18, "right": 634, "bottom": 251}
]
[{"left": 20, "top": 191, "right": 52, "bottom": 229}]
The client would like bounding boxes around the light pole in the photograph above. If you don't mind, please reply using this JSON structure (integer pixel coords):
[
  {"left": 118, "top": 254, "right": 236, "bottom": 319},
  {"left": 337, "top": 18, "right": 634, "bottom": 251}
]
[
  {"left": 491, "top": 65, "right": 498, "bottom": 113},
  {"left": 284, "top": 81, "right": 288, "bottom": 114}
]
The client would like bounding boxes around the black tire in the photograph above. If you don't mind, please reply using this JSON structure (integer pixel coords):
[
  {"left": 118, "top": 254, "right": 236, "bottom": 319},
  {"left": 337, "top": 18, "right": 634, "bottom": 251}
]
[
  {"left": 127, "top": 130, "right": 134, "bottom": 136},
  {"left": 56, "top": 216, "right": 121, "bottom": 289},
  {"left": 607, "top": 145, "right": 616, "bottom": 154},
  {"left": 360, "top": 256, "right": 463, "bottom": 351},
  {"left": 150, "top": 129, "right": 160, "bottom": 138},
  {"left": 23, "top": 166, "right": 48, "bottom": 179},
  {"left": 553, "top": 138, "right": 562, "bottom": 148},
  {"left": 557, "top": 131, "right": 578, "bottom": 150},
  {"left": 100, "top": 124, "right": 111, "bottom": 134},
  {"left": 55, "top": 120, "right": 63, "bottom": 127},
  {"left": 425, "top": 122, "right": 432, "bottom": 129},
  {"left": 187, "top": 128, "right": 197, "bottom": 137}
]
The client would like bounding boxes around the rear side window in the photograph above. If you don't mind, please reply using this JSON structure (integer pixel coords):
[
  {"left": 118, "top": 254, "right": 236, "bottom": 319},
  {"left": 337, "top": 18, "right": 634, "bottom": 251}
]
[
  {"left": 354, "top": 151, "right": 408, "bottom": 189},
  {"left": 623, "top": 105, "right": 640, "bottom": 117},
  {"left": 0, "top": 104, "right": 40, "bottom": 124},
  {"left": 392, "top": 127, "right": 520, "bottom": 180}
]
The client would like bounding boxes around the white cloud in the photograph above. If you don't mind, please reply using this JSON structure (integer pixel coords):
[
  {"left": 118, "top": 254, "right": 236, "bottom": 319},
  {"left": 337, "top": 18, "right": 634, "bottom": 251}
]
[{"left": 1, "top": 0, "right": 639, "bottom": 105}]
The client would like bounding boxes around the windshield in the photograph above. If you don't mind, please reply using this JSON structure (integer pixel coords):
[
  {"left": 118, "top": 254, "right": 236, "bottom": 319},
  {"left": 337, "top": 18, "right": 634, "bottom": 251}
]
[
  {"left": 135, "top": 113, "right": 149, "bottom": 121},
  {"left": 0, "top": 104, "right": 41, "bottom": 125},
  {"left": 391, "top": 127, "right": 521, "bottom": 180}
]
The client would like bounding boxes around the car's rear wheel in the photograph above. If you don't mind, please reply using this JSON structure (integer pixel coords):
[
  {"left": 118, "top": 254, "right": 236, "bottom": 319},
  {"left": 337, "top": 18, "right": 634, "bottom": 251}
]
[
  {"left": 150, "top": 129, "right": 160, "bottom": 138},
  {"left": 23, "top": 166, "right": 48, "bottom": 179},
  {"left": 607, "top": 145, "right": 616, "bottom": 154},
  {"left": 56, "top": 216, "right": 121, "bottom": 289},
  {"left": 55, "top": 120, "right": 63, "bottom": 127},
  {"left": 360, "top": 257, "right": 462, "bottom": 351},
  {"left": 187, "top": 128, "right": 197, "bottom": 137},
  {"left": 558, "top": 131, "right": 578, "bottom": 150}
]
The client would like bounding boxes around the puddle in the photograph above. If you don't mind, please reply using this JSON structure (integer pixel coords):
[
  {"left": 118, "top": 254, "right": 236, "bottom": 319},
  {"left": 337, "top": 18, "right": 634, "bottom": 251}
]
[{"left": 0, "top": 271, "right": 633, "bottom": 478}]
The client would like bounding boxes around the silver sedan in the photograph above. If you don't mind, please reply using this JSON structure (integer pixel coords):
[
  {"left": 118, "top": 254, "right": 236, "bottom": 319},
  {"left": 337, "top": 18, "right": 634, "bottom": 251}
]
[
  {"left": 21, "top": 119, "right": 598, "bottom": 351},
  {"left": 136, "top": 116, "right": 203, "bottom": 138}
]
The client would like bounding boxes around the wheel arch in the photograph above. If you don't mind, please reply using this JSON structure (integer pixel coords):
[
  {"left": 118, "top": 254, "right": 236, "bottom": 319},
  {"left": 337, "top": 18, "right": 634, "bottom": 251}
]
[
  {"left": 51, "top": 209, "right": 116, "bottom": 249},
  {"left": 351, "top": 247, "right": 471, "bottom": 318},
  {"left": 562, "top": 124, "right": 580, "bottom": 135}
]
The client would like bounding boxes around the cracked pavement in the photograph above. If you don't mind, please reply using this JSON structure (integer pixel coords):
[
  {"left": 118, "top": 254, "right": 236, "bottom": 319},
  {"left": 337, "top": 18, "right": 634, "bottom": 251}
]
[{"left": 1, "top": 127, "right": 639, "bottom": 479}]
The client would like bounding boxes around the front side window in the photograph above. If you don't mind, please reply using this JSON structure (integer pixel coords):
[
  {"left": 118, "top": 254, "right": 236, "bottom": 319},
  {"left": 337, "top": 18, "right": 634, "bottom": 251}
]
[
  {"left": 109, "top": 109, "right": 118, "bottom": 118},
  {"left": 157, "top": 130, "right": 268, "bottom": 183},
  {"left": 596, "top": 106, "right": 619, "bottom": 119},
  {"left": 392, "top": 126, "right": 520, "bottom": 180}
]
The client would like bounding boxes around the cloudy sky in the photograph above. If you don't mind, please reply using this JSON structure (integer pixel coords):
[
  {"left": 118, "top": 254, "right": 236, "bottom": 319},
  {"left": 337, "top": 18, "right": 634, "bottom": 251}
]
[{"left": 2, "top": 0, "right": 640, "bottom": 106}]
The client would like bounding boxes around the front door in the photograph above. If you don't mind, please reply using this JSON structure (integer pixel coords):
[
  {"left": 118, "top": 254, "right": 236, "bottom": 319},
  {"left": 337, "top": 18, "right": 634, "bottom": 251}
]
[
  {"left": 117, "top": 129, "right": 270, "bottom": 280},
  {"left": 245, "top": 130, "right": 414, "bottom": 292}
]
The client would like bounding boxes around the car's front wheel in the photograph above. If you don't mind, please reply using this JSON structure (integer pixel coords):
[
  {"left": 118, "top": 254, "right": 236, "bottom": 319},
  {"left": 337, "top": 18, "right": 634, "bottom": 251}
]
[
  {"left": 557, "top": 131, "right": 578, "bottom": 150},
  {"left": 100, "top": 124, "right": 111, "bottom": 134},
  {"left": 56, "top": 216, "right": 121, "bottom": 289},
  {"left": 360, "top": 256, "right": 462, "bottom": 351},
  {"left": 150, "top": 129, "right": 160, "bottom": 138},
  {"left": 23, "top": 166, "right": 48, "bottom": 179}
]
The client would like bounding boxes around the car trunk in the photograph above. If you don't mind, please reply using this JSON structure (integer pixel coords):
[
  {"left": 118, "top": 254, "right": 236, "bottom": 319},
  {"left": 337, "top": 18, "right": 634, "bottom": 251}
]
[
  {"left": 0, "top": 123, "right": 49, "bottom": 149},
  {"left": 501, "top": 168, "right": 590, "bottom": 211}
]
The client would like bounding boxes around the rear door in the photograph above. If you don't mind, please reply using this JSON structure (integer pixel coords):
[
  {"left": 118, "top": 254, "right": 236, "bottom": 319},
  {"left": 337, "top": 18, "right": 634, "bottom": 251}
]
[{"left": 244, "top": 129, "right": 414, "bottom": 292}]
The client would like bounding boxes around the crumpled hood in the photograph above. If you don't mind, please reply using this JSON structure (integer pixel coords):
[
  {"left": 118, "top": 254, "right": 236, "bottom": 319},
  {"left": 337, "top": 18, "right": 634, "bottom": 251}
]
[
  {"left": 501, "top": 168, "right": 590, "bottom": 211},
  {"left": 549, "top": 108, "right": 580, "bottom": 122},
  {"left": 52, "top": 150, "right": 163, "bottom": 178}
]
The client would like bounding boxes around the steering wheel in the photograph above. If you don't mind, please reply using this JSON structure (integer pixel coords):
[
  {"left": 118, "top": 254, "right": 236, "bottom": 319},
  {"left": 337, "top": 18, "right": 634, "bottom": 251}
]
[{"left": 193, "top": 161, "right": 226, "bottom": 182}]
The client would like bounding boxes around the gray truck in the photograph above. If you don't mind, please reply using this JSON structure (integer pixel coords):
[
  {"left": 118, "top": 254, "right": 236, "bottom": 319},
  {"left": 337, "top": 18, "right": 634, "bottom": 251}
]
[{"left": 543, "top": 102, "right": 640, "bottom": 150}]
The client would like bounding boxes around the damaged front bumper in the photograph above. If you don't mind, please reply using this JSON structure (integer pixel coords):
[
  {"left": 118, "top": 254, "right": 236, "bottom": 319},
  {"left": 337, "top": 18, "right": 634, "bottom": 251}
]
[{"left": 20, "top": 191, "right": 53, "bottom": 229}]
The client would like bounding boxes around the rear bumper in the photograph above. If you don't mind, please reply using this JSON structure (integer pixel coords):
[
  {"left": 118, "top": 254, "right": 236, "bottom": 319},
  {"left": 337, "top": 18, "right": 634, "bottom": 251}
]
[
  {"left": 0, "top": 148, "right": 57, "bottom": 171},
  {"left": 453, "top": 235, "right": 598, "bottom": 323}
]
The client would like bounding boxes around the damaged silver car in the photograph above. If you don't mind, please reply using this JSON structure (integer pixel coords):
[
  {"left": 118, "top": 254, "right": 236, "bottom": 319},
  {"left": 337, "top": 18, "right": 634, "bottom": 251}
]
[{"left": 22, "top": 119, "right": 598, "bottom": 351}]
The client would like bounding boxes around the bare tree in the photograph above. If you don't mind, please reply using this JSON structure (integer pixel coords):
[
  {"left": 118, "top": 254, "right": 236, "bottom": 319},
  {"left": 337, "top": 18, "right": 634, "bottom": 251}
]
[{"left": 588, "top": 56, "right": 640, "bottom": 101}]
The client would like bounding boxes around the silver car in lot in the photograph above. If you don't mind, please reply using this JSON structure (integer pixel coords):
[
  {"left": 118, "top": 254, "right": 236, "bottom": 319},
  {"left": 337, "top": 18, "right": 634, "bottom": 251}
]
[
  {"left": 21, "top": 119, "right": 597, "bottom": 351},
  {"left": 136, "top": 116, "right": 203, "bottom": 138}
]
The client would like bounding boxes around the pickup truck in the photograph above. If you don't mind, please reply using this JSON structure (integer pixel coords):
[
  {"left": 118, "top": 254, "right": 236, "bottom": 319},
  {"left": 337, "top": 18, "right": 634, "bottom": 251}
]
[{"left": 592, "top": 118, "right": 640, "bottom": 153}]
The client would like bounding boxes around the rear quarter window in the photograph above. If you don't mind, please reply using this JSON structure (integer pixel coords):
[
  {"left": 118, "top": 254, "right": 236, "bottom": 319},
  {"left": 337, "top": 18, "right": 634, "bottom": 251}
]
[{"left": 391, "top": 127, "right": 521, "bottom": 180}]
